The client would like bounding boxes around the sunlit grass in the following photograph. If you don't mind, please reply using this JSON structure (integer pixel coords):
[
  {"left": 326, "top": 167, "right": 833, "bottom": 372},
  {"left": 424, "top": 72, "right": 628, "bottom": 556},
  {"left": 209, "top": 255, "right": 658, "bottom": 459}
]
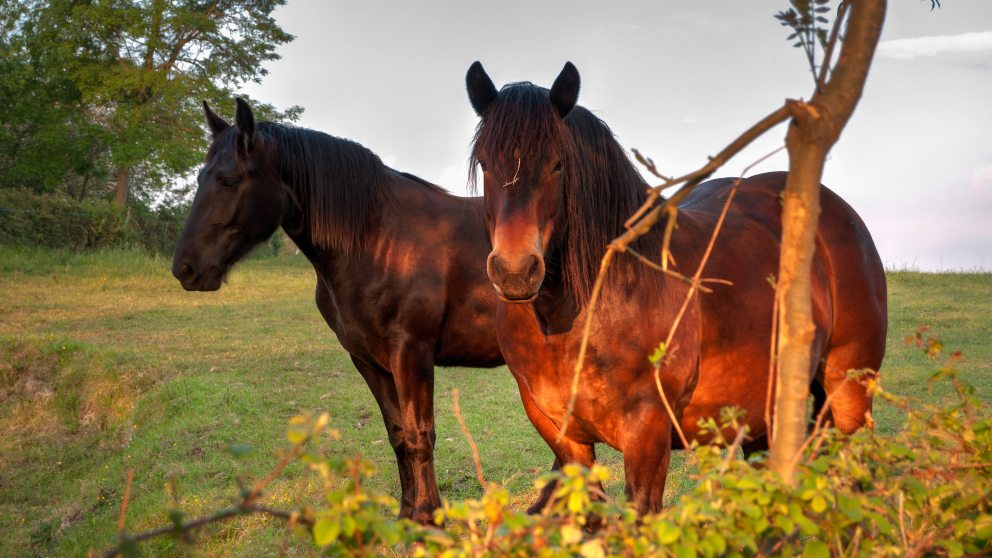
[{"left": 0, "top": 246, "right": 988, "bottom": 556}]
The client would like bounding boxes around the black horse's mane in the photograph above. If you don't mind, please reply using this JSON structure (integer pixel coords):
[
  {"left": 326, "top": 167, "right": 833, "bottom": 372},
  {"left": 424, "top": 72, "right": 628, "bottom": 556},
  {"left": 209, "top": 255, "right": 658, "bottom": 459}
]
[
  {"left": 470, "top": 82, "right": 658, "bottom": 303},
  {"left": 248, "top": 122, "right": 444, "bottom": 254}
]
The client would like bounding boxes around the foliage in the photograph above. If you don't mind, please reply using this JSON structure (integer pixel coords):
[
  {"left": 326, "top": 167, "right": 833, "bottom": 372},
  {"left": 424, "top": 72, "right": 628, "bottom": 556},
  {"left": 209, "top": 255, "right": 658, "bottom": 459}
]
[
  {"left": 0, "top": 189, "right": 187, "bottom": 253},
  {"left": 110, "top": 346, "right": 992, "bottom": 557},
  {"left": 0, "top": 0, "right": 301, "bottom": 204}
]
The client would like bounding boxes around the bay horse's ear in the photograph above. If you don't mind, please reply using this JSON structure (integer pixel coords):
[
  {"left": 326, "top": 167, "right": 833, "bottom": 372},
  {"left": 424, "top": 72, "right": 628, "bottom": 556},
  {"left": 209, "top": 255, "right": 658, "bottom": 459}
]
[
  {"left": 234, "top": 97, "right": 255, "bottom": 153},
  {"left": 202, "top": 101, "right": 230, "bottom": 137},
  {"left": 549, "top": 62, "right": 580, "bottom": 118},
  {"left": 466, "top": 61, "right": 499, "bottom": 117}
]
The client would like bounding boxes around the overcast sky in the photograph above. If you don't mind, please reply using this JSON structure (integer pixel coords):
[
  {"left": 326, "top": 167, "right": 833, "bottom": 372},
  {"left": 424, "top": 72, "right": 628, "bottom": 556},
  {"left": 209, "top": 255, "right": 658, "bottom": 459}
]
[{"left": 242, "top": 1, "right": 991, "bottom": 271}]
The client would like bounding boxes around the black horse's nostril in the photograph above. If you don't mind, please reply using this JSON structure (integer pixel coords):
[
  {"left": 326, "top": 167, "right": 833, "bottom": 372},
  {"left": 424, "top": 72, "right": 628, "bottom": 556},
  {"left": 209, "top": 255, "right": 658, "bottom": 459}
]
[{"left": 174, "top": 262, "right": 195, "bottom": 282}]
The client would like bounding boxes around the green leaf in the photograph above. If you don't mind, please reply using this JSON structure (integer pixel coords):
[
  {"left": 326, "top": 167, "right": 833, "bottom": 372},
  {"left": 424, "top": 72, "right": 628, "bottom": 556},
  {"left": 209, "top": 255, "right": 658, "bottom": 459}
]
[
  {"left": 837, "top": 494, "right": 863, "bottom": 521},
  {"left": 810, "top": 494, "right": 827, "bottom": 513},
  {"left": 118, "top": 539, "right": 142, "bottom": 558},
  {"left": 225, "top": 443, "right": 253, "bottom": 458},
  {"left": 803, "top": 540, "right": 829, "bottom": 558},
  {"left": 648, "top": 342, "right": 667, "bottom": 366},
  {"left": 313, "top": 517, "right": 340, "bottom": 547},
  {"left": 656, "top": 521, "right": 682, "bottom": 544},
  {"left": 975, "top": 514, "right": 992, "bottom": 540},
  {"left": 168, "top": 509, "right": 184, "bottom": 529},
  {"left": 674, "top": 542, "right": 697, "bottom": 558}
]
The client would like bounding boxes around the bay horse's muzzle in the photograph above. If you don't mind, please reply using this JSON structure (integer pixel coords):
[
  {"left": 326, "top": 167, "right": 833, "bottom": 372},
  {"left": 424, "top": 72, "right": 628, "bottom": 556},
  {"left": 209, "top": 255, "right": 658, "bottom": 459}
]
[{"left": 487, "top": 251, "right": 544, "bottom": 302}]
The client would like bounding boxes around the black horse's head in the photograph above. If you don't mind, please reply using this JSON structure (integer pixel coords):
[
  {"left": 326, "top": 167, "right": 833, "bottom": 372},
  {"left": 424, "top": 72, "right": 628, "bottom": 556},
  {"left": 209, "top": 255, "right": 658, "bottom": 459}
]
[{"left": 172, "top": 99, "right": 289, "bottom": 291}]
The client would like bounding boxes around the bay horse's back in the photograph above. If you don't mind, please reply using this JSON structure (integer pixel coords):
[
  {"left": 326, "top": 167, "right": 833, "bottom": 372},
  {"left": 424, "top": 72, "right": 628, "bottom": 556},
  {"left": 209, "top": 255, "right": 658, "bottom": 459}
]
[
  {"left": 680, "top": 171, "right": 886, "bottom": 436},
  {"left": 735, "top": 171, "right": 886, "bottom": 432}
]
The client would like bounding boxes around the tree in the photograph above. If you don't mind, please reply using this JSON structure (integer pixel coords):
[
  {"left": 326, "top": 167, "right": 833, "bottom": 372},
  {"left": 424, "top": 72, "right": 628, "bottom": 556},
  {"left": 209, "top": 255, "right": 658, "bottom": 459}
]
[
  {"left": 0, "top": 2, "right": 109, "bottom": 197},
  {"left": 4, "top": 0, "right": 300, "bottom": 205},
  {"left": 768, "top": 0, "right": 887, "bottom": 483}
]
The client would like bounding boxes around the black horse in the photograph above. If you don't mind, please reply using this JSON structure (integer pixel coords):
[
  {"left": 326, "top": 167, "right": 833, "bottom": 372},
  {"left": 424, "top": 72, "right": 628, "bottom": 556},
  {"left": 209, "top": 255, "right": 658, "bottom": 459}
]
[{"left": 172, "top": 99, "right": 504, "bottom": 523}]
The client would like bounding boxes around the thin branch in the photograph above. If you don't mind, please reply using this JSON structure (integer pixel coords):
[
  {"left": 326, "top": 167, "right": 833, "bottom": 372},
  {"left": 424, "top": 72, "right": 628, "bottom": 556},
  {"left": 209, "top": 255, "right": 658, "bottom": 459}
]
[
  {"left": 789, "top": 377, "right": 851, "bottom": 469},
  {"left": 654, "top": 365, "right": 692, "bottom": 452},
  {"left": 899, "top": 490, "right": 909, "bottom": 551},
  {"left": 117, "top": 468, "right": 135, "bottom": 534},
  {"left": 626, "top": 247, "right": 714, "bottom": 293},
  {"left": 816, "top": 1, "right": 851, "bottom": 91},
  {"left": 631, "top": 148, "right": 672, "bottom": 181},
  {"left": 718, "top": 427, "right": 748, "bottom": 474},
  {"left": 555, "top": 247, "right": 617, "bottom": 443},
  {"left": 104, "top": 504, "right": 311, "bottom": 557},
  {"left": 503, "top": 158, "right": 522, "bottom": 188},
  {"left": 453, "top": 388, "right": 486, "bottom": 489},
  {"left": 104, "top": 437, "right": 310, "bottom": 557},
  {"left": 765, "top": 276, "right": 780, "bottom": 446},
  {"left": 621, "top": 104, "right": 791, "bottom": 233}
]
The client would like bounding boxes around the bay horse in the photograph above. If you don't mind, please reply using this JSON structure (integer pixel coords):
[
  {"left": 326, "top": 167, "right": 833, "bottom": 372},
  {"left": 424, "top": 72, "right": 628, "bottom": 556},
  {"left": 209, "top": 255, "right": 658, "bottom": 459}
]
[
  {"left": 465, "top": 62, "right": 887, "bottom": 513},
  {"left": 172, "top": 99, "right": 505, "bottom": 523}
]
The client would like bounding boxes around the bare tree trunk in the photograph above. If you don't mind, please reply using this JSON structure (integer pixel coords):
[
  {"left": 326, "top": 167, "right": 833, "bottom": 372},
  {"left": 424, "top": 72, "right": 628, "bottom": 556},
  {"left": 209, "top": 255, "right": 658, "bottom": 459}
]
[
  {"left": 769, "top": 0, "right": 887, "bottom": 484},
  {"left": 114, "top": 166, "right": 130, "bottom": 207}
]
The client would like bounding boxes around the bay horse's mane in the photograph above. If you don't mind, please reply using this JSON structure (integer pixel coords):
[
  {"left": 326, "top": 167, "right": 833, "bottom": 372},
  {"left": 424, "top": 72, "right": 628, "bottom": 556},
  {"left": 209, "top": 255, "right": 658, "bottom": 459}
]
[
  {"left": 470, "top": 82, "right": 659, "bottom": 302},
  {"left": 216, "top": 121, "right": 445, "bottom": 254}
]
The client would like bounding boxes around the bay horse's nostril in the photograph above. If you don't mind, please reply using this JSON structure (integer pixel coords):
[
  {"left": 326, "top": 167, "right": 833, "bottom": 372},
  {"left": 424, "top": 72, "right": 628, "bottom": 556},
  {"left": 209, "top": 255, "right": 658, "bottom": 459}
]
[{"left": 525, "top": 255, "right": 539, "bottom": 280}]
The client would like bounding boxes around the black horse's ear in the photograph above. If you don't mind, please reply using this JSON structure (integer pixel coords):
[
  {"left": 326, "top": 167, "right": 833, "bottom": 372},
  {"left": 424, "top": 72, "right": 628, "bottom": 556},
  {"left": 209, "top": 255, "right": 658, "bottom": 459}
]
[
  {"left": 549, "top": 62, "right": 580, "bottom": 118},
  {"left": 202, "top": 101, "right": 230, "bottom": 136},
  {"left": 234, "top": 97, "right": 255, "bottom": 153},
  {"left": 466, "top": 61, "right": 499, "bottom": 117}
]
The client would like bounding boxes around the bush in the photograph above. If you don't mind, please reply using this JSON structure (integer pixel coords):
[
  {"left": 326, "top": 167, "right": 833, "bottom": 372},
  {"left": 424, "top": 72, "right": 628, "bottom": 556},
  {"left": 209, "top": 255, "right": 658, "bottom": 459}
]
[
  {"left": 106, "top": 347, "right": 992, "bottom": 557},
  {"left": 0, "top": 190, "right": 131, "bottom": 250},
  {"left": 0, "top": 189, "right": 291, "bottom": 257}
]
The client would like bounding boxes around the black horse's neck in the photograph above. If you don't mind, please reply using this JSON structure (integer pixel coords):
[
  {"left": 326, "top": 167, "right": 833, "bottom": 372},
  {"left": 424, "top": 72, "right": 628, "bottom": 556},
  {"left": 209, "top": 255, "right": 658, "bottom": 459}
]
[{"left": 259, "top": 122, "right": 391, "bottom": 257}]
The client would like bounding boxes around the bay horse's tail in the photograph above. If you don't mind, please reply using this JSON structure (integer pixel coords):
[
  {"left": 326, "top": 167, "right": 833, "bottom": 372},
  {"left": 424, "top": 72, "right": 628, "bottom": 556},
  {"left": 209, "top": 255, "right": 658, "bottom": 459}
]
[{"left": 816, "top": 186, "right": 888, "bottom": 433}]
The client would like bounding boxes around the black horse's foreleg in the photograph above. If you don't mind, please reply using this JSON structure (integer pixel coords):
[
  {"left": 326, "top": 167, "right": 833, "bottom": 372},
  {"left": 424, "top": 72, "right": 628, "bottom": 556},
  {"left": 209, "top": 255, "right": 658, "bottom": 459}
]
[
  {"left": 349, "top": 356, "right": 417, "bottom": 518},
  {"left": 389, "top": 342, "right": 440, "bottom": 524}
]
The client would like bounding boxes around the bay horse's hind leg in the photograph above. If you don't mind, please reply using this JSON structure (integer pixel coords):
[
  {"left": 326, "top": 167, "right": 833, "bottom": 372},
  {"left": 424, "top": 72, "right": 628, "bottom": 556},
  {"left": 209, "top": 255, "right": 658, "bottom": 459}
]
[
  {"left": 821, "top": 341, "right": 882, "bottom": 434},
  {"left": 349, "top": 356, "right": 417, "bottom": 518},
  {"left": 517, "top": 388, "right": 598, "bottom": 513}
]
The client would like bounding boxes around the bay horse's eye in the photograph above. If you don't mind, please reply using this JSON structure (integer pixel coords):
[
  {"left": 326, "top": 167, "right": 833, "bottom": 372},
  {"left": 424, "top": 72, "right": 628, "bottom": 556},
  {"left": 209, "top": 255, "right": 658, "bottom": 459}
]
[
  {"left": 220, "top": 176, "right": 240, "bottom": 188},
  {"left": 478, "top": 160, "right": 488, "bottom": 172},
  {"left": 553, "top": 160, "right": 563, "bottom": 174}
]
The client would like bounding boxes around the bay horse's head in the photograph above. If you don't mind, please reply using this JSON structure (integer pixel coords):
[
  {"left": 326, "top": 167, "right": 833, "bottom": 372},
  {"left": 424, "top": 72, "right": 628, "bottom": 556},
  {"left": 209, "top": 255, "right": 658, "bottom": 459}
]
[
  {"left": 173, "top": 99, "right": 290, "bottom": 291},
  {"left": 466, "top": 61, "right": 581, "bottom": 303}
]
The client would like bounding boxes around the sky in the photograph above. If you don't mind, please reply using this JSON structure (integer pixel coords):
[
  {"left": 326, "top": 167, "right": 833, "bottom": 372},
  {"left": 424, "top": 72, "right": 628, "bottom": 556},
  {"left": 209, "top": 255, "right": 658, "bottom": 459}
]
[{"left": 242, "top": 1, "right": 992, "bottom": 271}]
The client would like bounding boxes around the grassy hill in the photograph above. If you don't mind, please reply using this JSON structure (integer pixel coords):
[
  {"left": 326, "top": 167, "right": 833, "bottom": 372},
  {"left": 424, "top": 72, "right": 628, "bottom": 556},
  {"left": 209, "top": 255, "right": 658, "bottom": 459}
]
[{"left": 1, "top": 247, "right": 988, "bottom": 556}]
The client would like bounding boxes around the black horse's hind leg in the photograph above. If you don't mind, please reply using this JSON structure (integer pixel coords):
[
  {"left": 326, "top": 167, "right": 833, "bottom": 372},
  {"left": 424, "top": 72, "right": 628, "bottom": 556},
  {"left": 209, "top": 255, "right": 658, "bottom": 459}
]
[
  {"left": 517, "top": 387, "right": 598, "bottom": 513},
  {"left": 389, "top": 341, "right": 441, "bottom": 524},
  {"left": 350, "top": 356, "right": 417, "bottom": 518}
]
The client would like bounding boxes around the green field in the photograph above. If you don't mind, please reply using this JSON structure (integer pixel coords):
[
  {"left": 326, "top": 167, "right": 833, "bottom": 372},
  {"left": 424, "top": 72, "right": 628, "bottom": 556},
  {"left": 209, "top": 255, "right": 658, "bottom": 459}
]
[{"left": 1, "top": 247, "right": 989, "bottom": 557}]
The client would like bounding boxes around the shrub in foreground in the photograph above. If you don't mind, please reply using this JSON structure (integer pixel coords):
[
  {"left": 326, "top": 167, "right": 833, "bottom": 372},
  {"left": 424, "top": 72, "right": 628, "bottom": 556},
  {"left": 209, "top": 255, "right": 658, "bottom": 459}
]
[{"left": 107, "top": 356, "right": 991, "bottom": 557}]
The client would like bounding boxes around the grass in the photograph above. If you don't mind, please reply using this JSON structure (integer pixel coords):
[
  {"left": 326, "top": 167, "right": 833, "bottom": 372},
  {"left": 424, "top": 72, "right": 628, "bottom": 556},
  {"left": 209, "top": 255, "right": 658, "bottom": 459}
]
[{"left": 0, "top": 245, "right": 988, "bottom": 556}]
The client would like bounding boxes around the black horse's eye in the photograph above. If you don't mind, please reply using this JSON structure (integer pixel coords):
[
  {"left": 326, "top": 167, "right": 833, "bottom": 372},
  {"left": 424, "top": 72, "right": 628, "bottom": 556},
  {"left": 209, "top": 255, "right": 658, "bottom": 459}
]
[{"left": 220, "top": 176, "right": 239, "bottom": 188}]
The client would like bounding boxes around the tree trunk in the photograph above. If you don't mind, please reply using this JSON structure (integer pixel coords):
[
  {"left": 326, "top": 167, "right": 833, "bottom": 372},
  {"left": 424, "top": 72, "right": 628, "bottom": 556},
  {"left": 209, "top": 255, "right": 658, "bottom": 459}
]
[
  {"left": 768, "top": 0, "right": 887, "bottom": 485},
  {"left": 114, "top": 166, "right": 130, "bottom": 207}
]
